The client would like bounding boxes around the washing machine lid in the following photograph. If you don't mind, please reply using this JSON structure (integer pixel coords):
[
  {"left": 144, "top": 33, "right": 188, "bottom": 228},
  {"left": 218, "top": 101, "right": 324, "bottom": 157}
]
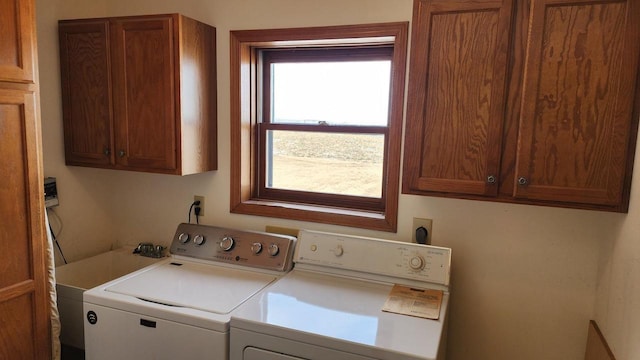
[
  {"left": 105, "top": 260, "right": 277, "bottom": 314},
  {"left": 231, "top": 270, "right": 449, "bottom": 360}
]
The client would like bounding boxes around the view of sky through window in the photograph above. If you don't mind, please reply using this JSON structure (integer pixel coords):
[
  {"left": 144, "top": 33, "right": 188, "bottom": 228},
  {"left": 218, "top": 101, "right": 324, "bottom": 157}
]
[{"left": 271, "top": 61, "right": 391, "bottom": 126}]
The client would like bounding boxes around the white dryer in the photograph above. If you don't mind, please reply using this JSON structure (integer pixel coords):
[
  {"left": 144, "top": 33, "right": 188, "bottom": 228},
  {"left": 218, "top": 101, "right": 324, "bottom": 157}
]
[{"left": 230, "top": 230, "right": 452, "bottom": 360}]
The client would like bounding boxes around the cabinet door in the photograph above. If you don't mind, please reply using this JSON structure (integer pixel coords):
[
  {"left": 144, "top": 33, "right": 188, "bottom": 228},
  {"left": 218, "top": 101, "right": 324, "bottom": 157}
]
[
  {"left": 111, "top": 16, "right": 178, "bottom": 172},
  {"left": 0, "top": 0, "right": 35, "bottom": 83},
  {"left": 0, "top": 89, "right": 51, "bottom": 359},
  {"left": 515, "top": 0, "right": 640, "bottom": 206},
  {"left": 404, "top": 0, "right": 514, "bottom": 196},
  {"left": 1, "top": 1, "right": 50, "bottom": 356},
  {"left": 59, "top": 20, "right": 115, "bottom": 166}
]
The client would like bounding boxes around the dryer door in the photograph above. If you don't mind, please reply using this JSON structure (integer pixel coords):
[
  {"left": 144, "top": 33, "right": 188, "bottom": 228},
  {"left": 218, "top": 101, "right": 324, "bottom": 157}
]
[{"left": 245, "top": 347, "right": 306, "bottom": 360}]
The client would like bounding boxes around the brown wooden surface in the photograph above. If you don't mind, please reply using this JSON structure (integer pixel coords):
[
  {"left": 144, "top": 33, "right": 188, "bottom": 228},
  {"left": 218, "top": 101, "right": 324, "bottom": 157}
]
[
  {"left": 0, "top": 91, "right": 35, "bottom": 289},
  {"left": 403, "top": 0, "right": 514, "bottom": 196},
  {"left": 515, "top": 0, "right": 640, "bottom": 207},
  {"left": 257, "top": 48, "right": 392, "bottom": 212},
  {"left": 0, "top": 88, "right": 49, "bottom": 360},
  {"left": 59, "top": 20, "right": 114, "bottom": 166},
  {"left": 403, "top": 0, "right": 640, "bottom": 212},
  {"left": 498, "top": 0, "right": 530, "bottom": 199},
  {"left": 59, "top": 14, "right": 217, "bottom": 175},
  {"left": 0, "top": 1, "right": 51, "bottom": 355},
  {"left": 111, "top": 15, "right": 177, "bottom": 171},
  {"left": 230, "top": 23, "right": 407, "bottom": 232},
  {"left": 0, "top": 0, "right": 35, "bottom": 83},
  {"left": 177, "top": 15, "right": 217, "bottom": 174},
  {"left": 585, "top": 320, "right": 616, "bottom": 360}
]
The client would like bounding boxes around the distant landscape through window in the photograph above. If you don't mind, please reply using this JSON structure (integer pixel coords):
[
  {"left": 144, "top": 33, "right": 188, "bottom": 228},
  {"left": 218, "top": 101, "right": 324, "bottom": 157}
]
[{"left": 266, "top": 60, "right": 391, "bottom": 198}]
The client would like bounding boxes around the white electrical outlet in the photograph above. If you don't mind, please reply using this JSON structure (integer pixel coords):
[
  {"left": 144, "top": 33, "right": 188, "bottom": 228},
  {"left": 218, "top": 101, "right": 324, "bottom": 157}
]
[
  {"left": 411, "top": 218, "right": 433, "bottom": 244},
  {"left": 194, "top": 195, "right": 205, "bottom": 217}
]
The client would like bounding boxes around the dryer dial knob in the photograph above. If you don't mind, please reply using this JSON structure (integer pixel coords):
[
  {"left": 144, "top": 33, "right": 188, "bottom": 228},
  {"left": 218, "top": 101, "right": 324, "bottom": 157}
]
[
  {"left": 251, "top": 242, "right": 263, "bottom": 254},
  {"left": 332, "top": 245, "right": 344, "bottom": 257},
  {"left": 178, "top": 233, "right": 190, "bottom": 244},
  {"left": 193, "top": 235, "right": 205, "bottom": 246},
  {"left": 220, "top": 236, "right": 235, "bottom": 251},
  {"left": 267, "top": 243, "right": 280, "bottom": 256},
  {"left": 409, "top": 256, "right": 425, "bottom": 270}
]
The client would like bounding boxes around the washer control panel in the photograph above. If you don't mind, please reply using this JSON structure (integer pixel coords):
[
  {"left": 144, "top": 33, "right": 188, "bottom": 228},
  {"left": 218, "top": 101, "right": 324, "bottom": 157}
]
[
  {"left": 169, "top": 223, "right": 296, "bottom": 272},
  {"left": 295, "top": 230, "right": 451, "bottom": 286}
]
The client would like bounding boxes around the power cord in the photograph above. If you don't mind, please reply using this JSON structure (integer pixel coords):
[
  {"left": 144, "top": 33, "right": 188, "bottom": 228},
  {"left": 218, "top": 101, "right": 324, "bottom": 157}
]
[
  {"left": 47, "top": 208, "right": 68, "bottom": 264},
  {"left": 188, "top": 200, "right": 201, "bottom": 224},
  {"left": 194, "top": 206, "right": 201, "bottom": 224},
  {"left": 49, "top": 222, "right": 68, "bottom": 264}
]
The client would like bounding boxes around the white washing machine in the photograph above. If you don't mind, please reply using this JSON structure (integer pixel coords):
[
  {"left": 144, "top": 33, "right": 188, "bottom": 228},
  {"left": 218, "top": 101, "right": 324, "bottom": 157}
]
[
  {"left": 83, "top": 223, "right": 296, "bottom": 360},
  {"left": 230, "top": 230, "right": 452, "bottom": 360}
]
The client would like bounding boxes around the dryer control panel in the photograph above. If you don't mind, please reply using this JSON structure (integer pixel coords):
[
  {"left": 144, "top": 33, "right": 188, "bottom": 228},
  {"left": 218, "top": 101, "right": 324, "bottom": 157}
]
[{"left": 295, "top": 230, "right": 451, "bottom": 287}]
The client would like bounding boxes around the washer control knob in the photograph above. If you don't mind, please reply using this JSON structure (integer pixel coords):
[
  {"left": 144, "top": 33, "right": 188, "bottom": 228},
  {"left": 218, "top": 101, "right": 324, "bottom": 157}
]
[
  {"left": 267, "top": 243, "right": 280, "bottom": 256},
  {"left": 251, "top": 242, "right": 263, "bottom": 254},
  {"left": 220, "top": 236, "right": 235, "bottom": 251},
  {"left": 193, "top": 235, "right": 205, "bottom": 246},
  {"left": 178, "top": 233, "right": 190, "bottom": 244},
  {"left": 332, "top": 245, "right": 344, "bottom": 257},
  {"left": 409, "top": 256, "right": 425, "bottom": 270}
]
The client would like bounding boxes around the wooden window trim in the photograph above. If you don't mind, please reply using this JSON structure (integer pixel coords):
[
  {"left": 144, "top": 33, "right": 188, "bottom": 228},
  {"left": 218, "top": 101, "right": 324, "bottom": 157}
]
[
  {"left": 230, "top": 23, "right": 408, "bottom": 232},
  {"left": 258, "top": 47, "right": 392, "bottom": 211}
]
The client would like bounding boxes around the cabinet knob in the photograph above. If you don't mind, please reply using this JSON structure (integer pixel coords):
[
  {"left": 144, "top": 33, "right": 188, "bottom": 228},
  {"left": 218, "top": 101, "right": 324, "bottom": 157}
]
[
  {"left": 104, "top": 148, "right": 110, "bottom": 156},
  {"left": 118, "top": 150, "right": 126, "bottom": 157},
  {"left": 487, "top": 175, "right": 496, "bottom": 184},
  {"left": 517, "top": 177, "right": 528, "bottom": 186}
]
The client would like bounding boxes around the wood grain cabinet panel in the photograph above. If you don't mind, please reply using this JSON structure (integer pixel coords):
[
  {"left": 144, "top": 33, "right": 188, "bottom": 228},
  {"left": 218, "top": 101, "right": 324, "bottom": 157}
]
[
  {"left": 59, "top": 20, "right": 114, "bottom": 166},
  {"left": 0, "top": 0, "right": 35, "bottom": 82},
  {"left": 515, "top": 0, "right": 640, "bottom": 207},
  {"left": 111, "top": 17, "right": 177, "bottom": 170},
  {"left": 0, "top": 93, "right": 34, "bottom": 289},
  {"left": 0, "top": 0, "right": 50, "bottom": 357},
  {"left": 404, "top": 0, "right": 514, "bottom": 196},
  {"left": 403, "top": 0, "right": 640, "bottom": 212},
  {"left": 59, "top": 14, "right": 217, "bottom": 175}
]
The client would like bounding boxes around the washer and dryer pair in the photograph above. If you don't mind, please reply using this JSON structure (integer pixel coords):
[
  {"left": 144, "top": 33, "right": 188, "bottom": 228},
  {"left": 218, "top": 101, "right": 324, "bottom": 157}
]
[{"left": 83, "top": 224, "right": 451, "bottom": 360}]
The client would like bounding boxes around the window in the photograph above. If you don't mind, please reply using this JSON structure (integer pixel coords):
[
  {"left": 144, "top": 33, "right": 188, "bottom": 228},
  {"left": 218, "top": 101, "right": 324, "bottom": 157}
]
[{"left": 230, "top": 23, "right": 408, "bottom": 232}]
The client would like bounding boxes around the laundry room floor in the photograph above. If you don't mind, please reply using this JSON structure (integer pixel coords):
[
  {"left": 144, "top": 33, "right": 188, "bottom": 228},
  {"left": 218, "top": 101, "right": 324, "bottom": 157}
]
[{"left": 61, "top": 345, "right": 84, "bottom": 360}]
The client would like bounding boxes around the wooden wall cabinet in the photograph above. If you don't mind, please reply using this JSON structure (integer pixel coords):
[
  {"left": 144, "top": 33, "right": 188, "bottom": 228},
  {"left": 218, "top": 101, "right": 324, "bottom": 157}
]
[
  {"left": 0, "top": 0, "right": 36, "bottom": 83},
  {"left": 59, "top": 14, "right": 217, "bottom": 175},
  {"left": 403, "top": 0, "right": 640, "bottom": 212},
  {"left": 0, "top": 0, "right": 52, "bottom": 358}
]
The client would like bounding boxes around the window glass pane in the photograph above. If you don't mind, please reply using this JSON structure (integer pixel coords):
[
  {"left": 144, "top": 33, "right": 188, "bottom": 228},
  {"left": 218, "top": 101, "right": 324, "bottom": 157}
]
[
  {"left": 267, "top": 130, "right": 384, "bottom": 198},
  {"left": 271, "top": 61, "right": 391, "bottom": 126}
]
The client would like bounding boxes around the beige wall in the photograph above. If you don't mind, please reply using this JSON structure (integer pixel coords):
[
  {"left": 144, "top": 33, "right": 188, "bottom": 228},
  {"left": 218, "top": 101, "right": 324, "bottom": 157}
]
[
  {"left": 594, "top": 128, "right": 640, "bottom": 360},
  {"left": 35, "top": 0, "right": 636, "bottom": 359},
  {"left": 38, "top": 0, "right": 116, "bottom": 261}
]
